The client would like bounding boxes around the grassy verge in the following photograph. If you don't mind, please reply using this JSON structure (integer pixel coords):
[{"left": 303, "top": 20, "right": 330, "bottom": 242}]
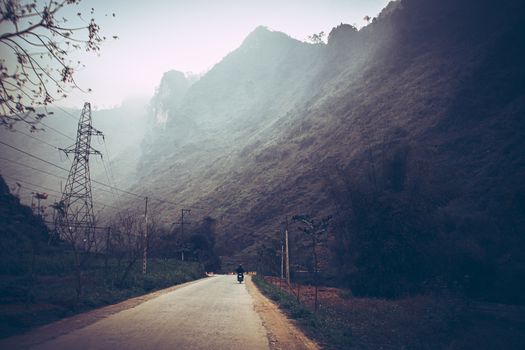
[
  {"left": 256, "top": 277, "right": 523, "bottom": 349},
  {"left": 0, "top": 255, "right": 204, "bottom": 339},
  {"left": 252, "top": 275, "right": 352, "bottom": 350}
]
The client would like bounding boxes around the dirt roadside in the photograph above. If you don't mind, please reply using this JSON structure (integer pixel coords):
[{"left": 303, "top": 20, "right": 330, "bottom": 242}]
[
  {"left": 246, "top": 276, "right": 320, "bottom": 350},
  {"left": 0, "top": 278, "right": 205, "bottom": 349}
]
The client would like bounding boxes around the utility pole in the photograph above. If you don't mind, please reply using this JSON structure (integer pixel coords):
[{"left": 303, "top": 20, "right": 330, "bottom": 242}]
[
  {"left": 104, "top": 226, "right": 111, "bottom": 276},
  {"left": 285, "top": 216, "right": 290, "bottom": 286},
  {"left": 280, "top": 242, "right": 284, "bottom": 279},
  {"left": 56, "top": 102, "right": 103, "bottom": 249},
  {"left": 280, "top": 241, "right": 284, "bottom": 290},
  {"left": 143, "top": 197, "right": 148, "bottom": 274},
  {"left": 179, "top": 209, "right": 191, "bottom": 261}
]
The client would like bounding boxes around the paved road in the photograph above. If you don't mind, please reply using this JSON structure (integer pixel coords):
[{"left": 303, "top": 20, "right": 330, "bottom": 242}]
[{"left": 30, "top": 275, "right": 269, "bottom": 350}]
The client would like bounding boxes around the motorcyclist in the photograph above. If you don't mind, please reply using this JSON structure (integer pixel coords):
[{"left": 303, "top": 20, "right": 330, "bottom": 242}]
[
  {"left": 235, "top": 264, "right": 245, "bottom": 275},
  {"left": 235, "top": 265, "right": 245, "bottom": 283}
]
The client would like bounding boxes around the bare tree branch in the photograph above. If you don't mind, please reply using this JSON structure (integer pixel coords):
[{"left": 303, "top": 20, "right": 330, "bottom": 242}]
[{"left": 0, "top": 0, "right": 111, "bottom": 126}]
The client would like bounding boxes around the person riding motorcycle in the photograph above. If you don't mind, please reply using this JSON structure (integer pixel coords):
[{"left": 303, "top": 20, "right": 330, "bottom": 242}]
[
  {"left": 235, "top": 264, "right": 245, "bottom": 274},
  {"left": 236, "top": 264, "right": 245, "bottom": 283}
]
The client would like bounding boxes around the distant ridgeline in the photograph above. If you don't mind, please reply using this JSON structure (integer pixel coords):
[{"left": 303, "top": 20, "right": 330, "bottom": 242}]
[{"left": 124, "top": 0, "right": 525, "bottom": 302}]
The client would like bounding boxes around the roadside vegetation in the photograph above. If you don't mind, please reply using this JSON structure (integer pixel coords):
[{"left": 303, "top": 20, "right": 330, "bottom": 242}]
[
  {"left": 0, "top": 177, "right": 206, "bottom": 338},
  {"left": 0, "top": 252, "right": 202, "bottom": 339},
  {"left": 253, "top": 275, "right": 352, "bottom": 350},
  {"left": 254, "top": 275, "right": 525, "bottom": 349}
]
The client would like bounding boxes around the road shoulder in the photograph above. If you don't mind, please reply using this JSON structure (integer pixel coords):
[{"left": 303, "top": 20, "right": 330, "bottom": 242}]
[{"left": 246, "top": 275, "right": 319, "bottom": 350}]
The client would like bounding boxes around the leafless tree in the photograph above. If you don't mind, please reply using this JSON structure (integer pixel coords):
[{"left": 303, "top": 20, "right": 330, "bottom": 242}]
[
  {"left": 293, "top": 214, "right": 332, "bottom": 312},
  {"left": 52, "top": 206, "right": 97, "bottom": 301},
  {"left": 111, "top": 213, "right": 144, "bottom": 284},
  {"left": 0, "top": 0, "right": 114, "bottom": 128}
]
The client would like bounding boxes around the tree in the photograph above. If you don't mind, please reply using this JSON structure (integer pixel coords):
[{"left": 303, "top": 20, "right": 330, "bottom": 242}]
[
  {"left": 0, "top": 0, "right": 113, "bottom": 128},
  {"left": 307, "top": 31, "right": 325, "bottom": 44},
  {"left": 363, "top": 15, "right": 371, "bottom": 24},
  {"left": 52, "top": 208, "right": 98, "bottom": 301},
  {"left": 292, "top": 214, "right": 331, "bottom": 312},
  {"left": 256, "top": 241, "right": 280, "bottom": 276},
  {"left": 111, "top": 213, "right": 144, "bottom": 286}
]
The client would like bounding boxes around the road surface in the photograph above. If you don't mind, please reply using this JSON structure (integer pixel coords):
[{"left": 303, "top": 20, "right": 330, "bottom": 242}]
[{"left": 1, "top": 275, "right": 317, "bottom": 350}]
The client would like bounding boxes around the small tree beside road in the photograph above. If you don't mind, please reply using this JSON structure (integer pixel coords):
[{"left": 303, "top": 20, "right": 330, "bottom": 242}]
[{"left": 293, "top": 214, "right": 332, "bottom": 312}]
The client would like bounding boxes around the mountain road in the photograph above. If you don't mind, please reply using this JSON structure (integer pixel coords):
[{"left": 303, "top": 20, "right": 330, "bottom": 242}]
[{"left": 0, "top": 275, "right": 318, "bottom": 350}]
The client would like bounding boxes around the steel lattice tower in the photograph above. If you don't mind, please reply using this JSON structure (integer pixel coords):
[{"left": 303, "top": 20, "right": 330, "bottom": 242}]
[{"left": 56, "top": 102, "right": 103, "bottom": 248}]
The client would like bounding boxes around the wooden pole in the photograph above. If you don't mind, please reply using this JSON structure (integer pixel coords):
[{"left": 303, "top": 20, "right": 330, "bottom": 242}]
[
  {"left": 285, "top": 217, "right": 290, "bottom": 286},
  {"left": 280, "top": 243, "right": 284, "bottom": 290},
  {"left": 104, "top": 226, "right": 110, "bottom": 276},
  {"left": 143, "top": 197, "right": 148, "bottom": 274},
  {"left": 313, "top": 234, "right": 318, "bottom": 312}
]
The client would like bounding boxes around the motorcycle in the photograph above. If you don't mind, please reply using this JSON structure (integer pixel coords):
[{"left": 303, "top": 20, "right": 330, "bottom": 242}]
[{"left": 237, "top": 272, "right": 244, "bottom": 284}]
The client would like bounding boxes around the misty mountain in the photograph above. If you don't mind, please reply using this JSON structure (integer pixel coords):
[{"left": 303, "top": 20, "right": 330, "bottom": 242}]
[{"left": 127, "top": 0, "right": 525, "bottom": 301}]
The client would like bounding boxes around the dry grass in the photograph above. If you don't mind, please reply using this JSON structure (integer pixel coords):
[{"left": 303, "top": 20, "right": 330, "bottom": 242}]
[{"left": 263, "top": 277, "right": 525, "bottom": 350}]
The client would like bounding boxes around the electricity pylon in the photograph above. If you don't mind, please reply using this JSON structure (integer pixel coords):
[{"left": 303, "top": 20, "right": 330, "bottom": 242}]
[{"left": 55, "top": 102, "right": 103, "bottom": 249}]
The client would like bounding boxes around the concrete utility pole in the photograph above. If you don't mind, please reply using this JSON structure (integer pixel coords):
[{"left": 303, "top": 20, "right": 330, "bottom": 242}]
[
  {"left": 285, "top": 217, "right": 290, "bottom": 286},
  {"left": 281, "top": 243, "right": 284, "bottom": 280},
  {"left": 104, "top": 226, "right": 111, "bottom": 275},
  {"left": 280, "top": 241, "right": 284, "bottom": 290},
  {"left": 143, "top": 197, "right": 148, "bottom": 274},
  {"left": 175, "top": 209, "right": 191, "bottom": 261}
]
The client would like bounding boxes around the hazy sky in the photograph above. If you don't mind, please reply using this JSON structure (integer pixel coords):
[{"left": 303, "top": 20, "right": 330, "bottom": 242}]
[{"left": 60, "top": 0, "right": 391, "bottom": 108}]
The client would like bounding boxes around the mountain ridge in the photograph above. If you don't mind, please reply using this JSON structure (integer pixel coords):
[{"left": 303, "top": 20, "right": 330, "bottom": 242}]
[
  {"left": 3, "top": 0, "right": 522, "bottom": 302},
  {"left": 127, "top": 0, "right": 525, "bottom": 301}
]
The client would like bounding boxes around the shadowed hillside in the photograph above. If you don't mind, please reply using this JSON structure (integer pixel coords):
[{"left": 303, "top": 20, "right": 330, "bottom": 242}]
[
  {"left": 3, "top": 0, "right": 522, "bottom": 304},
  {"left": 127, "top": 0, "right": 525, "bottom": 302}
]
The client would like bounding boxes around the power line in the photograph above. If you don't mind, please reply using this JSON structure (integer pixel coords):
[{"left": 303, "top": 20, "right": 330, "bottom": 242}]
[
  {"left": 100, "top": 157, "right": 125, "bottom": 207},
  {"left": 0, "top": 140, "right": 70, "bottom": 172},
  {"left": 2, "top": 175, "right": 63, "bottom": 197},
  {"left": 2, "top": 175, "right": 120, "bottom": 210},
  {"left": 11, "top": 129, "right": 61, "bottom": 150},
  {"left": 99, "top": 139, "right": 124, "bottom": 204},
  {"left": 51, "top": 104, "right": 81, "bottom": 122},
  {"left": 18, "top": 187, "right": 60, "bottom": 202},
  {"left": 0, "top": 140, "right": 128, "bottom": 196},
  {"left": 0, "top": 156, "right": 68, "bottom": 179},
  {"left": 42, "top": 221, "right": 110, "bottom": 230},
  {"left": 0, "top": 140, "right": 205, "bottom": 210},
  {"left": 0, "top": 155, "right": 125, "bottom": 198},
  {"left": 36, "top": 119, "right": 76, "bottom": 142}
]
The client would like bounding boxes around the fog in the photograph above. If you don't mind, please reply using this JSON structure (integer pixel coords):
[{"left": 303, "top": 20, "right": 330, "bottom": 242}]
[{"left": 60, "top": 0, "right": 391, "bottom": 108}]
